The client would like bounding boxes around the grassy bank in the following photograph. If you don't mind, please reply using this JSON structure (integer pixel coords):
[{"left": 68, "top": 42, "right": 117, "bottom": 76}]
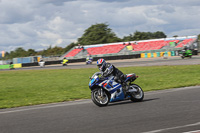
[{"left": 0, "top": 65, "right": 200, "bottom": 108}]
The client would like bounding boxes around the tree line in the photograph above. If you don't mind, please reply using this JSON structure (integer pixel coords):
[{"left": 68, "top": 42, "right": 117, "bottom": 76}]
[{"left": 1, "top": 23, "right": 198, "bottom": 60}]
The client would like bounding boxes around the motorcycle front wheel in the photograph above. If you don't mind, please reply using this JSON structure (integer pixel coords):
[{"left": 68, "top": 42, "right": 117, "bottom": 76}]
[
  {"left": 91, "top": 89, "right": 110, "bottom": 107},
  {"left": 129, "top": 84, "right": 144, "bottom": 102}
]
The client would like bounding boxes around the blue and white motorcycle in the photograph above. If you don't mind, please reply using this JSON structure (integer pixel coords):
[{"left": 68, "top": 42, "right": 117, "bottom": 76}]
[
  {"left": 89, "top": 72, "right": 144, "bottom": 107},
  {"left": 86, "top": 58, "right": 93, "bottom": 65}
]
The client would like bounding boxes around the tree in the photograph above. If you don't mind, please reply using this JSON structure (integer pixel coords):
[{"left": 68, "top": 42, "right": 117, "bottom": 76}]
[
  {"left": 48, "top": 46, "right": 64, "bottom": 56},
  {"left": 123, "top": 31, "right": 167, "bottom": 41},
  {"left": 153, "top": 31, "right": 167, "bottom": 38},
  {"left": 78, "top": 23, "right": 122, "bottom": 45},
  {"left": 123, "top": 34, "right": 134, "bottom": 42},
  {"left": 12, "top": 47, "right": 27, "bottom": 58},
  {"left": 27, "top": 49, "right": 36, "bottom": 56},
  {"left": 36, "top": 46, "right": 64, "bottom": 57},
  {"left": 173, "top": 35, "right": 178, "bottom": 38}
]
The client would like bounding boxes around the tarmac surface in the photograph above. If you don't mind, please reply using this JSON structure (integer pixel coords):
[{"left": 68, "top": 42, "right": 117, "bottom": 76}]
[
  {"left": 0, "top": 55, "right": 200, "bottom": 133},
  {"left": 0, "top": 86, "right": 200, "bottom": 133}
]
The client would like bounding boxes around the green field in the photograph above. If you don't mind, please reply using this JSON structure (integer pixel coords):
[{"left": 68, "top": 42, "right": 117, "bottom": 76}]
[{"left": 0, "top": 65, "right": 200, "bottom": 109}]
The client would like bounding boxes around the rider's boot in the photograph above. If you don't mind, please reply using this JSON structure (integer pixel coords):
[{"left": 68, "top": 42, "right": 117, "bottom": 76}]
[{"left": 122, "top": 82, "right": 130, "bottom": 97}]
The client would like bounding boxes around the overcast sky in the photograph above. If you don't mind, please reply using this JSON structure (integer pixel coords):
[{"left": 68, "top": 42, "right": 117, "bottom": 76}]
[{"left": 0, "top": 0, "right": 200, "bottom": 52}]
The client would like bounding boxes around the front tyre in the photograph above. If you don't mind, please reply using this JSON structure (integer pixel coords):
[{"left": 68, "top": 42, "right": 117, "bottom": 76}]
[
  {"left": 91, "top": 89, "right": 110, "bottom": 107},
  {"left": 130, "top": 84, "right": 144, "bottom": 102}
]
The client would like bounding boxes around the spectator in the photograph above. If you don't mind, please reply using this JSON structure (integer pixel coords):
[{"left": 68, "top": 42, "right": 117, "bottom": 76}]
[{"left": 78, "top": 44, "right": 82, "bottom": 49}]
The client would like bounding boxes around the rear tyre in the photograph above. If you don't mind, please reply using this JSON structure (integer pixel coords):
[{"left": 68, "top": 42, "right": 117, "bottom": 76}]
[
  {"left": 91, "top": 89, "right": 110, "bottom": 107},
  {"left": 130, "top": 84, "right": 144, "bottom": 102}
]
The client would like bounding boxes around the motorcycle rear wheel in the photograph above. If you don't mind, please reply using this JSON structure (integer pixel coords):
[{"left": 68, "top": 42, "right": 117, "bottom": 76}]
[
  {"left": 129, "top": 84, "right": 144, "bottom": 102},
  {"left": 91, "top": 89, "right": 110, "bottom": 107}
]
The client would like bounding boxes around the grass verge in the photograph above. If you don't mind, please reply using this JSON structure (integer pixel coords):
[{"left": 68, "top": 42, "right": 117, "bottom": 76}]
[{"left": 0, "top": 65, "right": 200, "bottom": 108}]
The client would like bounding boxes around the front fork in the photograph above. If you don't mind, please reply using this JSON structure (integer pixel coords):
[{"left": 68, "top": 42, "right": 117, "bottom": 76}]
[{"left": 98, "top": 88, "right": 104, "bottom": 97}]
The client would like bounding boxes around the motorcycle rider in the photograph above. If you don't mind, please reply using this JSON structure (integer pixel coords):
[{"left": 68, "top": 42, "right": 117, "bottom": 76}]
[
  {"left": 86, "top": 54, "right": 93, "bottom": 64},
  {"left": 96, "top": 58, "right": 128, "bottom": 92},
  {"left": 62, "top": 57, "right": 68, "bottom": 66}
]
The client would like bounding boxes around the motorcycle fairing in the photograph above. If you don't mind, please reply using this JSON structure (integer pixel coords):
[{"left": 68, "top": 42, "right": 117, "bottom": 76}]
[
  {"left": 110, "top": 87, "right": 125, "bottom": 102},
  {"left": 98, "top": 76, "right": 125, "bottom": 102}
]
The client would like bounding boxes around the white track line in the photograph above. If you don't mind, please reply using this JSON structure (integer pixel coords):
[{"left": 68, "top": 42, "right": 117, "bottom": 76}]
[
  {"left": 0, "top": 100, "right": 91, "bottom": 114},
  {"left": 143, "top": 122, "right": 200, "bottom": 133},
  {"left": 183, "top": 130, "right": 200, "bottom": 133}
]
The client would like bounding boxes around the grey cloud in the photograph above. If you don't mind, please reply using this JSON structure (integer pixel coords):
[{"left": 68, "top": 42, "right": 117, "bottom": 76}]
[
  {"left": 0, "top": 0, "right": 200, "bottom": 52},
  {"left": 157, "top": 5, "right": 175, "bottom": 13},
  {"left": 96, "top": 0, "right": 130, "bottom": 2},
  {"left": 38, "top": 0, "right": 77, "bottom": 6},
  {"left": 0, "top": 2, "right": 34, "bottom": 24}
]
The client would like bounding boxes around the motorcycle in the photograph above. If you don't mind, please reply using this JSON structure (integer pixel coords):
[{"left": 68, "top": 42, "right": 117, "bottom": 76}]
[
  {"left": 9, "top": 62, "right": 15, "bottom": 70},
  {"left": 89, "top": 72, "right": 144, "bottom": 107},
  {"left": 61, "top": 59, "right": 68, "bottom": 66},
  {"left": 86, "top": 57, "right": 93, "bottom": 65},
  {"left": 38, "top": 60, "right": 45, "bottom": 67},
  {"left": 179, "top": 49, "right": 192, "bottom": 59}
]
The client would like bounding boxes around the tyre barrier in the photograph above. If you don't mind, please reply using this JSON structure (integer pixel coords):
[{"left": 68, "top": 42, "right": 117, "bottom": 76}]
[
  {"left": 0, "top": 63, "right": 22, "bottom": 70},
  {"left": 141, "top": 51, "right": 176, "bottom": 58}
]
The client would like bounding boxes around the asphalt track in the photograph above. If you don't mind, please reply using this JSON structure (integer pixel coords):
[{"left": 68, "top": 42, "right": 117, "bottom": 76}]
[
  {"left": 0, "top": 86, "right": 200, "bottom": 133},
  {"left": 0, "top": 56, "right": 200, "bottom": 133},
  {"left": 4, "top": 55, "right": 200, "bottom": 71}
]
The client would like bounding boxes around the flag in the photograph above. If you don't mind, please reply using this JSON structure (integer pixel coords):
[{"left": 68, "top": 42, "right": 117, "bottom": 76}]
[{"left": 2, "top": 51, "right": 5, "bottom": 57}]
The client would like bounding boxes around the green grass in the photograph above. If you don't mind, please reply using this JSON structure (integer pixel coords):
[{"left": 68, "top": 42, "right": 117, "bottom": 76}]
[{"left": 0, "top": 65, "right": 200, "bottom": 108}]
